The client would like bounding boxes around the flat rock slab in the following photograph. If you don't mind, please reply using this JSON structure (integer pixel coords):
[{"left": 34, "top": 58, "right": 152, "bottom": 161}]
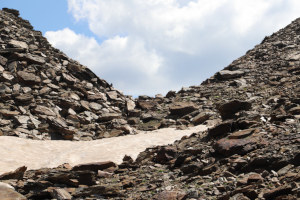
[{"left": 0, "top": 125, "right": 208, "bottom": 174}]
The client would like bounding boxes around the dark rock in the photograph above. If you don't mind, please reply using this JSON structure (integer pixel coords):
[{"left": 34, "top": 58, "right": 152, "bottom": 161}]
[
  {"left": 0, "top": 166, "right": 27, "bottom": 180},
  {"left": 216, "top": 70, "right": 245, "bottom": 80},
  {"left": 263, "top": 185, "right": 292, "bottom": 200},
  {"left": 214, "top": 137, "right": 257, "bottom": 156},
  {"left": 228, "top": 128, "right": 257, "bottom": 139},
  {"left": 155, "top": 146, "right": 177, "bottom": 164},
  {"left": 169, "top": 102, "right": 197, "bottom": 116},
  {"left": 218, "top": 100, "right": 251, "bottom": 120},
  {"left": 155, "top": 190, "right": 186, "bottom": 200},
  {"left": 2, "top": 8, "right": 20, "bottom": 17},
  {"left": 207, "top": 121, "right": 232, "bottom": 138},
  {"left": 192, "top": 112, "right": 211, "bottom": 125},
  {"left": 49, "top": 188, "right": 72, "bottom": 200},
  {"left": 0, "top": 187, "right": 27, "bottom": 200},
  {"left": 72, "top": 161, "right": 117, "bottom": 172}
]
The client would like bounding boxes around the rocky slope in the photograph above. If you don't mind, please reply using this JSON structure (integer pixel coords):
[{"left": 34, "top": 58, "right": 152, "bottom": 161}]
[
  {"left": 0, "top": 8, "right": 299, "bottom": 200},
  {"left": 0, "top": 8, "right": 138, "bottom": 141}
]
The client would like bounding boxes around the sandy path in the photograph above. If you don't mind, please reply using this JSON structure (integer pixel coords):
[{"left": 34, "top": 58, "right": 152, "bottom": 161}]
[{"left": 0, "top": 125, "right": 208, "bottom": 174}]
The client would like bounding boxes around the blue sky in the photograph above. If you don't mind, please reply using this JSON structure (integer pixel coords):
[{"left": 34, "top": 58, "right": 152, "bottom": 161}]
[
  {"left": 1, "top": 0, "right": 96, "bottom": 38},
  {"left": 2, "top": 0, "right": 300, "bottom": 96}
]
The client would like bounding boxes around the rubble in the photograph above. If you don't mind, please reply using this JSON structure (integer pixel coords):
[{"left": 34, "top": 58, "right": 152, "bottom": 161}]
[{"left": 0, "top": 8, "right": 299, "bottom": 199}]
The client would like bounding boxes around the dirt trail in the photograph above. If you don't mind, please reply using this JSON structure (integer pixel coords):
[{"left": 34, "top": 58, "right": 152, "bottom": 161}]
[{"left": 0, "top": 125, "right": 208, "bottom": 174}]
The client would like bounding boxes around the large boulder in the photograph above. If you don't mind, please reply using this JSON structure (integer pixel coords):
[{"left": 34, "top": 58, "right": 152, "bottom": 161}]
[
  {"left": 169, "top": 102, "right": 197, "bottom": 116},
  {"left": 218, "top": 100, "right": 251, "bottom": 120}
]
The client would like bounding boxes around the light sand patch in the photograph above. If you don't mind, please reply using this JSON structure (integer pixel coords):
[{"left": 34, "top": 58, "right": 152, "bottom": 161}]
[{"left": 0, "top": 125, "right": 208, "bottom": 174}]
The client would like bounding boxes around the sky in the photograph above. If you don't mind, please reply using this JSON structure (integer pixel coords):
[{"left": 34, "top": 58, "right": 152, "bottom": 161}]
[{"left": 1, "top": 0, "right": 300, "bottom": 97}]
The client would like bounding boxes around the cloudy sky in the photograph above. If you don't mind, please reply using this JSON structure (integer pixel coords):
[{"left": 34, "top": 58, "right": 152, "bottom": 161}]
[{"left": 2, "top": 0, "right": 300, "bottom": 96}]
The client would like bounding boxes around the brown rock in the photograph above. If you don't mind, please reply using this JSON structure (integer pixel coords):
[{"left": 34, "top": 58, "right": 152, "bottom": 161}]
[
  {"left": 207, "top": 121, "right": 232, "bottom": 138},
  {"left": 34, "top": 105, "right": 56, "bottom": 116},
  {"left": 15, "top": 94, "right": 34, "bottom": 103},
  {"left": 98, "top": 113, "right": 121, "bottom": 121},
  {"left": 0, "top": 166, "right": 27, "bottom": 180},
  {"left": 263, "top": 185, "right": 292, "bottom": 200},
  {"left": 72, "top": 161, "right": 117, "bottom": 172},
  {"left": 2, "top": 71, "right": 14, "bottom": 81},
  {"left": 218, "top": 100, "right": 251, "bottom": 120},
  {"left": 107, "top": 91, "right": 119, "bottom": 100},
  {"left": 0, "top": 109, "right": 20, "bottom": 117},
  {"left": 87, "top": 93, "right": 107, "bottom": 101},
  {"left": 0, "top": 187, "right": 27, "bottom": 200},
  {"left": 155, "top": 146, "right": 177, "bottom": 164},
  {"left": 14, "top": 53, "right": 45, "bottom": 65},
  {"left": 8, "top": 40, "right": 28, "bottom": 50},
  {"left": 67, "top": 63, "right": 82, "bottom": 72},
  {"left": 155, "top": 190, "right": 186, "bottom": 200},
  {"left": 214, "top": 137, "right": 257, "bottom": 156},
  {"left": 126, "top": 100, "right": 136, "bottom": 111},
  {"left": 50, "top": 188, "right": 72, "bottom": 200},
  {"left": 192, "top": 112, "right": 211, "bottom": 125},
  {"left": 17, "top": 71, "right": 41, "bottom": 84},
  {"left": 169, "top": 102, "right": 197, "bottom": 116},
  {"left": 2, "top": 8, "right": 20, "bottom": 17},
  {"left": 216, "top": 70, "right": 245, "bottom": 80},
  {"left": 289, "top": 106, "right": 300, "bottom": 115},
  {"left": 247, "top": 173, "right": 263, "bottom": 183},
  {"left": 137, "top": 100, "right": 157, "bottom": 110},
  {"left": 0, "top": 55, "right": 8, "bottom": 66},
  {"left": 228, "top": 128, "right": 257, "bottom": 139},
  {"left": 62, "top": 73, "right": 77, "bottom": 84}
]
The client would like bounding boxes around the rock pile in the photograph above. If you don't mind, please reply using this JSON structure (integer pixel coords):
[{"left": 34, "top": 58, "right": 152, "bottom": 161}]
[
  {"left": 0, "top": 8, "right": 136, "bottom": 141},
  {"left": 0, "top": 8, "right": 299, "bottom": 200}
]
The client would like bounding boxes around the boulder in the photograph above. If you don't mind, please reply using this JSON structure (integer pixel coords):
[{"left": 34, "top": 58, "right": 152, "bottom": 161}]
[
  {"left": 0, "top": 187, "right": 26, "bottom": 200},
  {"left": 214, "top": 137, "right": 257, "bottom": 156},
  {"left": 169, "top": 102, "right": 197, "bottom": 116},
  {"left": 17, "top": 71, "right": 41, "bottom": 84},
  {"left": 72, "top": 161, "right": 117, "bottom": 172},
  {"left": 0, "top": 166, "right": 27, "bottom": 180},
  {"left": 216, "top": 70, "right": 245, "bottom": 80},
  {"left": 218, "top": 100, "right": 251, "bottom": 120}
]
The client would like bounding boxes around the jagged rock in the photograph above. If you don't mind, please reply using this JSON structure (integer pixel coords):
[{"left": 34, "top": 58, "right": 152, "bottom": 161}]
[
  {"left": 0, "top": 109, "right": 20, "bottom": 117},
  {"left": 0, "top": 187, "right": 27, "bottom": 200},
  {"left": 228, "top": 128, "right": 258, "bottom": 139},
  {"left": 3, "top": 8, "right": 20, "bottom": 17},
  {"left": 155, "top": 190, "right": 186, "bottom": 200},
  {"left": 216, "top": 70, "right": 245, "bottom": 80},
  {"left": 98, "top": 113, "right": 121, "bottom": 121},
  {"left": 17, "top": 71, "right": 41, "bottom": 84},
  {"left": 214, "top": 137, "right": 257, "bottom": 156},
  {"left": 137, "top": 100, "right": 157, "bottom": 110},
  {"left": 72, "top": 161, "right": 117, "bottom": 172},
  {"left": 0, "top": 166, "right": 27, "bottom": 180},
  {"left": 192, "top": 112, "right": 211, "bottom": 125},
  {"left": 33, "top": 105, "right": 56, "bottom": 116},
  {"left": 289, "top": 106, "right": 300, "bottom": 115},
  {"left": 169, "top": 102, "right": 197, "bottom": 116},
  {"left": 49, "top": 188, "right": 72, "bottom": 200},
  {"left": 207, "top": 120, "right": 232, "bottom": 138},
  {"left": 8, "top": 40, "right": 28, "bottom": 49},
  {"left": 218, "top": 100, "right": 252, "bottom": 120},
  {"left": 0, "top": 8, "right": 136, "bottom": 140},
  {"left": 263, "top": 185, "right": 292, "bottom": 200},
  {"left": 155, "top": 146, "right": 177, "bottom": 164}
]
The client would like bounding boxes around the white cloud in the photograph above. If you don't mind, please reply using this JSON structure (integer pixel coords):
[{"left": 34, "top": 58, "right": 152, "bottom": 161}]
[{"left": 45, "top": 0, "right": 300, "bottom": 96}]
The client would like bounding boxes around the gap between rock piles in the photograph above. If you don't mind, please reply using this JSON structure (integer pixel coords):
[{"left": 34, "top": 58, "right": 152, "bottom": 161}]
[{"left": 0, "top": 125, "right": 208, "bottom": 174}]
